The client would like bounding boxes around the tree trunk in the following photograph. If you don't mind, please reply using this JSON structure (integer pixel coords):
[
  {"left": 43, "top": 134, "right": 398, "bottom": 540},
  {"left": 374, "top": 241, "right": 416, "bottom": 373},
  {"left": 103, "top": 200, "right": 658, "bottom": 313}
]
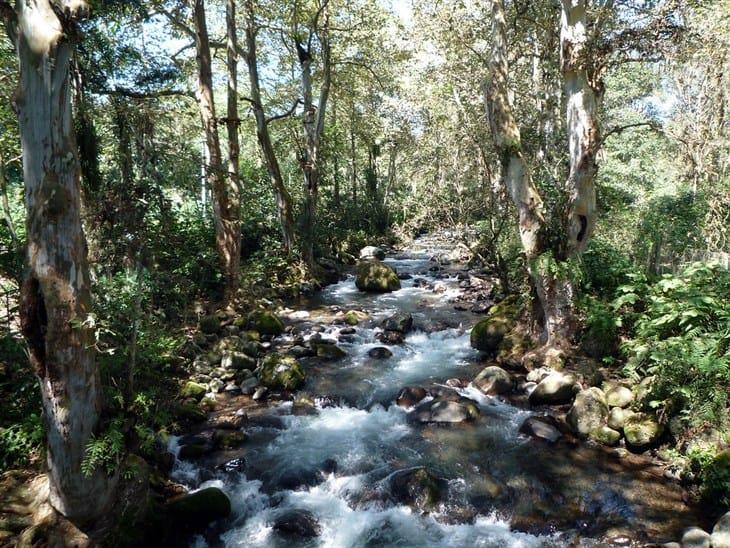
[
  {"left": 243, "top": 0, "right": 296, "bottom": 253},
  {"left": 224, "top": 0, "right": 242, "bottom": 300},
  {"left": 191, "top": 0, "right": 240, "bottom": 301},
  {"left": 350, "top": 109, "right": 357, "bottom": 204},
  {"left": 298, "top": 5, "right": 331, "bottom": 265},
  {"left": 484, "top": 0, "right": 604, "bottom": 352},
  {"left": 12, "top": 0, "right": 116, "bottom": 523},
  {"left": 561, "top": 0, "right": 599, "bottom": 258}
]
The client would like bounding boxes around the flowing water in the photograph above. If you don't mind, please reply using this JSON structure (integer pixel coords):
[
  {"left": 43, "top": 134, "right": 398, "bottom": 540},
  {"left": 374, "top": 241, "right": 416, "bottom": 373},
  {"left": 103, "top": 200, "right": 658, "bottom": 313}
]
[{"left": 170, "top": 235, "right": 702, "bottom": 548}]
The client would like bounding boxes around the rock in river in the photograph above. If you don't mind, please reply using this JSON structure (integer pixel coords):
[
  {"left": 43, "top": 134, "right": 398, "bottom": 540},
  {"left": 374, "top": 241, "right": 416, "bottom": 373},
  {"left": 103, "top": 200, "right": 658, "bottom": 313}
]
[
  {"left": 519, "top": 416, "right": 562, "bottom": 444},
  {"left": 389, "top": 467, "right": 447, "bottom": 512},
  {"left": 258, "top": 353, "right": 305, "bottom": 390},
  {"left": 355, "top": 260, "right": 401, "bottom": 293},
  {"left": 166, "top": 487, "right": 231, "bottom": 532},
  {"left": 410, "top": 398, "right": 480, "bottom": 423},
  {"left": 473, "top": 365, "right": 512, "bottom": 395},
  {"left": 528, "top": 372, "right": 578, "bottom": 406},
  {"left": 359, "top": 246, "right": 386, "bottom": 260},
  {"left": 368, "top": 347, "right": 393, "bottom": 359},
  {"left": 396, "top": 386, "right": 427, "bottom": 408},
  {"left": 273, "top": 509, "right": 321, "bottom": 539},
  {"left": 567, "top": 387, "right": 609, "bottom": 438}
]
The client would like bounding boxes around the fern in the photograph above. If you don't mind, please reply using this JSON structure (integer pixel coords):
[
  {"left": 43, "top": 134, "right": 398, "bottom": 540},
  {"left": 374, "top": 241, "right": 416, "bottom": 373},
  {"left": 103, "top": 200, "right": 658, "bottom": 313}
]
[{"left": 81, "top": 419, "right": 125, "bottom": 477}]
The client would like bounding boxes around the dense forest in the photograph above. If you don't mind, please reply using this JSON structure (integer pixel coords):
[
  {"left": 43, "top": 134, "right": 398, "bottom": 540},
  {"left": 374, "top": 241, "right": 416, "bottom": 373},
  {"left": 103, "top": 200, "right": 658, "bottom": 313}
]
[{"left": 0, "top": 0, "right": 728, "bottom": 546}]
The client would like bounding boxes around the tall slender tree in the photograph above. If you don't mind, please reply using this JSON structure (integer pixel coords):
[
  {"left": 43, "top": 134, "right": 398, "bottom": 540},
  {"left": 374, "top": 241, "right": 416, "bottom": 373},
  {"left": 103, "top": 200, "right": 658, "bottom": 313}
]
[
  {"left": 190, "top": 0, "right": 241, "bottom": 301},
  {"left": 1, "top": 0, "right": 117, "bottom": 522},
  {"left": 243, "top": 0, "right": 296, "bottom": 253}
]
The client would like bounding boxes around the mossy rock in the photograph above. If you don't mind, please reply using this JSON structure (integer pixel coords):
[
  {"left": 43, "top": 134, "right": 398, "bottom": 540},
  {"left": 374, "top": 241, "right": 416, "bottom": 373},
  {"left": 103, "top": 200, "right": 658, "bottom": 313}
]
[
  {"left": 344, "top": 311, "right": 360, "bottom": 325},
  {"left": 589, "top": 425, "right": 622, "bottom": 446},
  {"left": 199, "top": 315, "right": 221, "bottom": 335},
  {"left": 248, "top": 311, "right": 284, "bottom": 336},
  {"left": 567, "top": 387, "right": 609, "bottom": 438},
  {"left": 179, "top": 381, "right": 207, "bottom": 401},
  {"left": 470, "top": 316, "right": 512, "bottom": 353},
  {"left": 624, "top": 412, "right": 664, "bottom": 450},
  {"left": 166, "top": 487, "right": 231, "bottom": 532},
  {"left": 355, "top": 260, "right": 401, "bottom": 293},
  {"left": 258, "top": 353, "right": 305, "bottom": 390},
  {"left": 174, "top": 402, "right": 207, "bottom": 423},
  {"left": 314, "top": 343, "right": 347, "bottom": 360},
  {"left": 213, "top": 430, "right": 247, "bottom": 449}
]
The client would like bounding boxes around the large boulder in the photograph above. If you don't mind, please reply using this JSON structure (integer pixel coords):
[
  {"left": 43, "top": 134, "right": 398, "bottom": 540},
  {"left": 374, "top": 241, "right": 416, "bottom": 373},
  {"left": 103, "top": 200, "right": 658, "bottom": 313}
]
[
  {"left": 589, "top": 425, "right": 622, "bottom": 446},
  {"left": 381, "top": 312, "right": 413, "bottom": 333},
  {"left": 528, "top": 372, "right": 579, "bottom": 406},
  {"left": 355, "top": 261, "right": 400, "bottom": 293},
  {"left": 681, "top": 527, "right": 711, "bottom": 548},
  {"left": 566, "top": 387, "right": 609, "bottom": 438},
  {"left": 410, "top": 398, "right": 480, "bottom": 424},
  {"left": 473, "top": 366, "right": 513, "bottom": 395},
  {"left": 248, "top": 310, "right": 285, "bottom": 336},
  {"left": 180, "top": 381, "right": 207, "bottom": 401},
  {"left": 360, "top": 246, "right": 386, "bottom": 260},
  {"left": 389, "top": 467, "right": 447, "bottom": 512},
  {"left": 623, "top": 413, "right": 664, "bottom": 450},
  {"left": 166, "top": 487, "right": 231, "bottom": 532},
  {"left": 258, "top": 354, "right": 305, "bottom": 390},
  {"left": 605, "top": 385, "right": 634, "bottom": 408},
  {"left": 470, "top": 317, "right": 511, "bottom": 353}
]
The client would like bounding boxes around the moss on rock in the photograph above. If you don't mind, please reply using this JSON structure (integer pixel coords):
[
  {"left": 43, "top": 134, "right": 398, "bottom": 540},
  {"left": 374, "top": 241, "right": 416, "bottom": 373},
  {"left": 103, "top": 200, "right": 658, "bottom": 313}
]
[
  {"left": 624, "top": 412, "right": 664, "bottom": 450},
  {"left": 355, "top": 261, "right": 401, "bottom": 293},
  {"left": 248, "top": 311, "right": 285, "bottom": 336},
  {"left": 180, "top": 381, "right": 207, "bottom": 401},
  {"left": 258, "top": 353, "right": 305, "bottom": 390}
]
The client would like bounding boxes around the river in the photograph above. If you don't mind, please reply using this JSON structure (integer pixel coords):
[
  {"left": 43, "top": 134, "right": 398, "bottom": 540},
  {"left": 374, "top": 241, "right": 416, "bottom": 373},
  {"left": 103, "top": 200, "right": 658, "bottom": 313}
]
[{"left": 169, "top": 234, "right": 700, "bottom": 547}]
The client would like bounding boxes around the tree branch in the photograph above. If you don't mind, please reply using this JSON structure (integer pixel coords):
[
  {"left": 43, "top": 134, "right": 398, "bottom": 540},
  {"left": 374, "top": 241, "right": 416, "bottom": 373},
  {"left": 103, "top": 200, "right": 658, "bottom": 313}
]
[
  {"left": 599, "top": 121, "right": 660, "bottom": 147},
  {"left": 100, "top": 86, "right": 194, "bottom": 99},
  {"left": 266, "top": 98, "right": 302, "bottom": 125}
]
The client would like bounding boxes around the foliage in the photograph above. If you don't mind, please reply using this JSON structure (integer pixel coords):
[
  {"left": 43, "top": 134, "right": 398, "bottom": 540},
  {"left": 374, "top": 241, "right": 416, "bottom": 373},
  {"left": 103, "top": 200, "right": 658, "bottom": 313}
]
[
  {"left": 617, "top": 263, "right": 730, "bottom": 428},
  {"left": 82, "top": 418, "right": 125, "bottom": 477},
  {"left": 0, "top": 414, "right": 42, "bottom": 472}
]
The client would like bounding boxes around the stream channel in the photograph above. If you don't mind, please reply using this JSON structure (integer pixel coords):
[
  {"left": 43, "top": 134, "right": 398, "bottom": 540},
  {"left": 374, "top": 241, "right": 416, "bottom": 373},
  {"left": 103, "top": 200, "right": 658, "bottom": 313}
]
[{"left": 169, "top": 234, "right": 701, "bottom": 547}]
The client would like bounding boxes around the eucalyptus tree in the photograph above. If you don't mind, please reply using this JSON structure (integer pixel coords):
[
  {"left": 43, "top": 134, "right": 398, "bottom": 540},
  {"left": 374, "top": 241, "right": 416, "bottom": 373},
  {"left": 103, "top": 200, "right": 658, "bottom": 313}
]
[
  {"left": 189, "top": 0, "right": 241, "bottom": 301},
  {"left": 243, "top": 0, "right": 297, "bottom": 253},
  {"left": 0, "top": 0, "right": 117, "bottom": 522},
  {"left": 484, "top": 0, "right": 680, "bottom": 358}
]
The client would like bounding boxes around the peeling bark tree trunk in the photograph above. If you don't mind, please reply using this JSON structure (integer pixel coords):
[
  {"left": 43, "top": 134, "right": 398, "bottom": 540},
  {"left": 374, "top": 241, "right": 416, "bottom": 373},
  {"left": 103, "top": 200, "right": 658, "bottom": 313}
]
[
  {"left": 483, "top": 0, "right": 565, "bottom": 350},
  {"left": 243, "top": 0, "right": 296, "bottom": 253},
  {"left": 484, "top": 0, "right": 604, "bottom": 352},
  {"left": 191, "top": 0, "right": 240, "bottom": 301},
  {"left": 561, "top": 0, "right": 599, "bottom": 258},
  {"left": 484, "top": 0, "right": 545, "bottom": 258},
  {"left": 225, "top": 0, "right": 242, "bottom": 290},
  {"left": 8, "top": 0, "right": 116, "bottom": 523},
  {"left": 298, "top": 5, "right": 331, "bottom": 265}
]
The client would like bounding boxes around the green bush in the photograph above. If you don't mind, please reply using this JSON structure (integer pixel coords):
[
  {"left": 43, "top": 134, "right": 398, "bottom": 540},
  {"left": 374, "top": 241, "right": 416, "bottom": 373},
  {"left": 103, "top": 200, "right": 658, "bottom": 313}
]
[{"left": 617, "top": 262, "right": 730, "bottom": 428}]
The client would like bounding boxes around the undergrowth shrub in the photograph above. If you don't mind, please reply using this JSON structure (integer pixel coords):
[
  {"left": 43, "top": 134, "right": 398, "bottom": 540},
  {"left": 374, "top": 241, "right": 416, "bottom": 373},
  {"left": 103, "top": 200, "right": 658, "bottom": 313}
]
[{"left": 616, "top": 262, "right": 730, "bottom": 428}]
